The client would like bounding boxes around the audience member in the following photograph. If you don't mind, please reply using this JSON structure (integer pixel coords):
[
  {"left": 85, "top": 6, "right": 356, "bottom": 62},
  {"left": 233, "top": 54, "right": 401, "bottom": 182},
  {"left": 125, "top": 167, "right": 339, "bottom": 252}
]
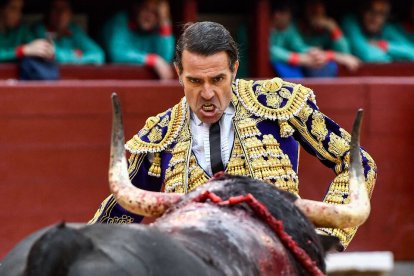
[
  {"left": 0, "top": 0, "right": 54, "bottom": 62},
  {"left": 102, "top": 0, "right": 175, "bottom": 80},
  {"left": 31, "top": 0, "right": 104, "bottom": 65},
  {"left": 269, "top": 1, "right": 339, "bottom": 78},
  {"left": 342, "top": 0, "right": 414, "bottom": 62},
  {"left": 298, "top": 0, "right": 360, "bottom": 72}
]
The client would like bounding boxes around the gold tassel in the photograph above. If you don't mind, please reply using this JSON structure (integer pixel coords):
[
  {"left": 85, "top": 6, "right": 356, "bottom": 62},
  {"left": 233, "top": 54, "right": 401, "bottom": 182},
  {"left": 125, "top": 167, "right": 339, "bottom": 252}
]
[
  {"left": 278, "top": 120, "right": 295, "bottom": 138},
  {"left": 148, "top": 152, "right": 162, "bottom": 177}
]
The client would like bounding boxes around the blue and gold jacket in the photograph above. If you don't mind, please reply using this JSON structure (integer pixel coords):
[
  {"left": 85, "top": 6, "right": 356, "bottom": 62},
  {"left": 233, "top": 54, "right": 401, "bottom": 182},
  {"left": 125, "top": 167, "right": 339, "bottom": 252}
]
[{"left": 90, "top": 78, "right": 377, "bottom": 248}]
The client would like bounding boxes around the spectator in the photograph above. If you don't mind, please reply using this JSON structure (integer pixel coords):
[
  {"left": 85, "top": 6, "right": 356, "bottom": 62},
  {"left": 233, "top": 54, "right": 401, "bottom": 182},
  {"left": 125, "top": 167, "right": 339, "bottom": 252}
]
[
  {"left": 269, "top": 0, "right": 339, "bottom": 78},
  {"left": 102, "top": 0, "right": 175, "bottom": 80},
  {"left": 31, "top": 0, "right": 104, "bottom": 65},
  {"left": 297, "top": 0, "right": 360, "bottom": 72},
  {"left": 0, "top": 0, "right": 54, "bottom": 62},
  {"left": 342, "top": 0, "right": 414, "bottom": 62}
]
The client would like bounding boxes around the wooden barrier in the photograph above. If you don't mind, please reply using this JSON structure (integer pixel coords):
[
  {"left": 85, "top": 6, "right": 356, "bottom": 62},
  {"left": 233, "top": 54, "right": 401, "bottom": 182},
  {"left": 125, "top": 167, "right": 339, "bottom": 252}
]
[
  {"left": 0, "top": 78, "right": 413, "bottom": 260},
  {"left": 1, "top": 62, "right": 413, "bottom": 81}
]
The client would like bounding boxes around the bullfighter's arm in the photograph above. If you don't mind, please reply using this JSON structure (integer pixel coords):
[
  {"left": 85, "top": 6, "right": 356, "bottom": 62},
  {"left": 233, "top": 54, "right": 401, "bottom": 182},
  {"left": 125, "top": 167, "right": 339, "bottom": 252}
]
[
  {"left": 88, "top": 153, "right": 163, "bottom": 224},
  {"left": 288, "top": 88, "right": 377, "bottom": 249}
]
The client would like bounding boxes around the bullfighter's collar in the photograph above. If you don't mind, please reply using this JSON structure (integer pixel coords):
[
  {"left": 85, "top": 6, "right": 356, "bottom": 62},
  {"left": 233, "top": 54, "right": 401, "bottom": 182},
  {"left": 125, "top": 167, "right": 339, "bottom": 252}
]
[{"left": 125, "top": 78, "right": 316, "bottom": 154}]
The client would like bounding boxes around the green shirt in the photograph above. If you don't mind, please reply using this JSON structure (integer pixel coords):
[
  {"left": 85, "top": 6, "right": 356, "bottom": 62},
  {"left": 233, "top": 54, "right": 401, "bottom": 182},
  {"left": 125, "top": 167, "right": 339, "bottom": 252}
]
[
  {"left": 0, "top": 24, "right": 32, "bottom": 62},
  {"left": 31, "top": 22, "right": 105, "bottom": 65},
  {"left": 392, "top": 22, "right": 414, "bottom": 44},
  {"left": 342, "top": 15, "right": 414, "bottom": 62},
  {"left": 297, "top": 23, "right": 350, "bottom": 53},
  {"left": 269, "top": 23, "right": 311, "bottom": 63},
  {"left": 102, "top": 12, "right": 175, "bottom": 65}
]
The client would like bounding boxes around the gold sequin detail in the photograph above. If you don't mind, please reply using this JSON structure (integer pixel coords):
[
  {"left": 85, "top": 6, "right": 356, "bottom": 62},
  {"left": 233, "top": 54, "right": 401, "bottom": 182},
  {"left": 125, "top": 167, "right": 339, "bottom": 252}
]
[
  {"left": 311, "top": 111, "right": 328, "bottom": 142},
  {"left": 266, "top": 93, "right": 283, "bottom": 108},
  {"left": 255, "top": 78, "right": 283, "bottom": 94},
  {"left": 340, "top": 128, "right": 352, "bottom": 143},
  {"left": 238, "top": 118, "right": 261, "bottom": 139},
  {"left": 148, "top": 127, "right": 162, "bottom": 143},
  {"left": 148, "top": 152, "right": 162, "bottom": 177},
  {"left": 328, "top": 132, "right": 350, "bottom": 157},
  {"left": 278, "top": 120, "right": 295, "bottom": 138},
  {"left": 279, "top": 87, "right": 292, "bottom": 99},
  {"left": 297, "top": 105, "right": 313, "bottom": 123},
  {"left": 159, "top": 116, "right": 169, "bottom": 128},
  {"left": 126, "top": 98, "right": 186, "bottom": 154},
  {"left": 107, "top": 215, "right": 134, "bottom": 224},
  {"left": 236, "top": 78, "right": 314, "bottom": 121}
]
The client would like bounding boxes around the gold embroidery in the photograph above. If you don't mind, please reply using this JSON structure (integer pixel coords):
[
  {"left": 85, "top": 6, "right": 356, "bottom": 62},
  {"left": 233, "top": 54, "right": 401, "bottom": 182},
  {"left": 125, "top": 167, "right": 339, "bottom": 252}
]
[
  {"left": 266, "top": 93, "right": 283, "bottom": 108},
  {"left": 278, "top": 120, "right": 295, "bottom": 138},
  {"left": 128, "top": 153, "right": 146, "bottom": 180},
  {"left": 297, "top": 105, "right": 313, "bottom": 123},
  {"left": 126, "top": 98, "right": 187, "bottom": 154},
  {"left": 340, "top": 128, "right": 352, "bottom": 143},
  {"left": 319, "top": 148, "right": 377, "bottom": 249},
  {"left": 148, "top": 127, "right": 162, "bottom": 143},
  {"left": 245, "top": 136, "right": 266, "bottom": 159},
  {"left": 226, "top": 137, "right": 249, "bottom": 177},
  {"left": 148, "top": 152, "right": 162, "bottom": 177},
  {"left": 236, "top": 78, "right": 315, "bottom": 121},
  {"left": 159, "top": 116, "right": 169, "bottom": 128},
  {"left": 164, "top": 139, "right": 191, "bottom": 193},
  {"left": 328, "top": 132, "right": 350, "bottom": 157},
  {"left": 143, "top": 116, "right": 160, "bottom": 131},
  {"left": 88, "top": 195, "right": 113, "bottom": 224},
  {"left": 107, "top": 215, "right": 134, "bottom": 224},
  {"left": 290, "top": 117, "right": 338, "bottom": 164},
  {"left": 255, "top": 78, "right": 283, "bottom": 94},
  {"left": 311, "top": 111, "right": 328, "bottom": 142},
  {"left": 279, "top": 87, "right": 292, "bottom": 99},
  {"left": 188, "top": 156, "right": 210, "bottom": 191},
  {"left": 238, "top": 118, "right": 261, "bottom": 139}
]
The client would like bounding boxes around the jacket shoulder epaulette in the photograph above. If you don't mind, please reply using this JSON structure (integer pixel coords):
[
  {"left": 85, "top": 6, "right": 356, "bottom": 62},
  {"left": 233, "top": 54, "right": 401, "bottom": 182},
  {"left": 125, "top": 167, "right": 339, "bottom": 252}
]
[
  {"left": 235, "top": 77, "right": 316, "bottom": 121},
  {"left": 125, "top": 98, "right": 187, "bottom": 154}
]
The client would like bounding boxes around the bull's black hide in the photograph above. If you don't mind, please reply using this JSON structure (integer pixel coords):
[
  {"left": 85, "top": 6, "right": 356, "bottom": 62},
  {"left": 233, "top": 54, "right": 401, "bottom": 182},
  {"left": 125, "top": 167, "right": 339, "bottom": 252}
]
[
  {"left": 1, "top": 223, "right": 219, "bottom": 276},
  {"left": 0, "top": 175, "right": 338, "bottom": 276}
]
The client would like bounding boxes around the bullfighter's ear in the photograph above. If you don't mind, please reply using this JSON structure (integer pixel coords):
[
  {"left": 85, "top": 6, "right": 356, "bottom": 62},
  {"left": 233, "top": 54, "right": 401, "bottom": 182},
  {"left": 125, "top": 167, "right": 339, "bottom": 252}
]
[{"left": 318, "top": 235, "right": 344, "bottom": 253}]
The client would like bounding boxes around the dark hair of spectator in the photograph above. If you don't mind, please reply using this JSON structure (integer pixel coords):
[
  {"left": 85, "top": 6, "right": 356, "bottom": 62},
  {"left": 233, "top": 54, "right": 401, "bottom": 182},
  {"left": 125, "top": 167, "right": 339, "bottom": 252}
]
[
  {"left": 0, "top": 0, "right": 11, "bottom": 9},
  {"left": 359, "top": 0, "right": 390, "bottom": 12},
  {"left": 174, "top": 21, "right": 239, "bottom": 74},
  {"left": 270, "top": 0, "right": 292, "bottom": 13},
  {"left": 46, "top": 0, "right": 73, "bottom": 13}
]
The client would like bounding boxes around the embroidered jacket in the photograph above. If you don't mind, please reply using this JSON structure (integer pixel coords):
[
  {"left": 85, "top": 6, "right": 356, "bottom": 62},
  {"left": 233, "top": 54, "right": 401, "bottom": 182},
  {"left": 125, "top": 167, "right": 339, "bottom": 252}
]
[{"left": 90, "top": 78, "right": 377, "bottom": 248}]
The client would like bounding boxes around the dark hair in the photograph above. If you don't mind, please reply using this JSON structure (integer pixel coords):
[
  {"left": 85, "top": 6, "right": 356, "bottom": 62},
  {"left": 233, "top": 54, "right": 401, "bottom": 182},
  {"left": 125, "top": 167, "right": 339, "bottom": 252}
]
[
  {"left": 0, "top": 0, "right": 11, "bottom": 9},
  {"left": 360, "top": 0, "right": 390, "bottom": 12},
  {"left": 174, "top": 21, "right": 239, "bottom": 74},
  {"left": 271, "top": 0, "right": 293, "bottom": 13}
]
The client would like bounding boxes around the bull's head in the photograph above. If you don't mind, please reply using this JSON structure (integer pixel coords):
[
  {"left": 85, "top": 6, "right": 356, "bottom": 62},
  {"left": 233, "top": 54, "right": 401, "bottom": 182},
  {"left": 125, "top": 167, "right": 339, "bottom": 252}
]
[{"left": 109, "top": 93, "right": 370, "bottom": 229}]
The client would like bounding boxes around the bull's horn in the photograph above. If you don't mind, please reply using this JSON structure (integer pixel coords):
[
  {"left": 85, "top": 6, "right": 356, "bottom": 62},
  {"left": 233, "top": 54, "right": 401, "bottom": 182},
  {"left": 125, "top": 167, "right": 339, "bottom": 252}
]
[
  {"left": 294, "top": 109, "right": 371, "bottom": 228},
  {"left": 109, "top": 93, "right": 182, "bottom": 217}
]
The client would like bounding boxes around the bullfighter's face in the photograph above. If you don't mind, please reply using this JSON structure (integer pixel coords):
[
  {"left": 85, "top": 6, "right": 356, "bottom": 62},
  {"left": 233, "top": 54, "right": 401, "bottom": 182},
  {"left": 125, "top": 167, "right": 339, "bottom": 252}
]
[{"left": 178, "top": 50, "right": 239, "bottom": 124}]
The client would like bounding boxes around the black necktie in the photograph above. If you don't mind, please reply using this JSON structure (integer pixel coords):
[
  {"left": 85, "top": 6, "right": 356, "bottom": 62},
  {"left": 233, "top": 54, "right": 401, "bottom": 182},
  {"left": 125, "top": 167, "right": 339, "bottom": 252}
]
[{"left": 209, "top": 121, "right": 224, "bottom": 174}]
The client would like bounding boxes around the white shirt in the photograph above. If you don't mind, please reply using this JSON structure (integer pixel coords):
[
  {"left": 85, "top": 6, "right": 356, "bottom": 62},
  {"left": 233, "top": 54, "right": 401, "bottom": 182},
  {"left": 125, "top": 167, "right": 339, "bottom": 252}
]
[
  {"left": 190, "top": 105, "right": 235, "bottom": 176},
  {"left": 146, "top": 104, "right": 236, "bottom": 176}
]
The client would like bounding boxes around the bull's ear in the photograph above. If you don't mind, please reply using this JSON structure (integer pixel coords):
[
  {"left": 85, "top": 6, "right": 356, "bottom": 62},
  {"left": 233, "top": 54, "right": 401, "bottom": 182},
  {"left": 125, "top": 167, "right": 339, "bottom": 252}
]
[{"left": 318, "top": 235, "right": 343, "bottom": 253}]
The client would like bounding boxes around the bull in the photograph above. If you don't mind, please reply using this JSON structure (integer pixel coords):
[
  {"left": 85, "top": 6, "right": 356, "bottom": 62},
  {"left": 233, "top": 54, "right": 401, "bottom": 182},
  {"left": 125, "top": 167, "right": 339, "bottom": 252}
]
[{"left": 0, "top": 94, "right": 371, "bottom": 276}]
